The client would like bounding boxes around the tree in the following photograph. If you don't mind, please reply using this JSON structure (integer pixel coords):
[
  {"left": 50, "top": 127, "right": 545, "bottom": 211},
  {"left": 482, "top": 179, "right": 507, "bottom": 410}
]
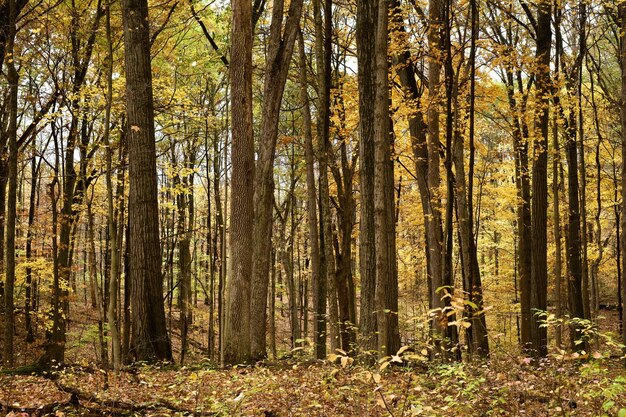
[
  {"left": 122, "top": 0, "right": 172, "bottom": 362},
  {"left": 529, "top": 0, "right": 552, "bottom": 357},
  {"left": 298, "top": 29, "right": 324, "bottom": 359},
  {"left": 222, "top": 0, "right": 255, "bottom": 364},
  {"left": 356, "top": 0, "right": 378, "bottom": 355},
  {"left": 249, "top": 0, "right": 303, "bottom": 361},
  {"left": 2, "top": 0, "right": 19, "bottom": 367},
  {"left": 373, "top": 0, "right": 400, "bottom": 357},
  {"left": 620, "top": 0, "right": 626, "bottom": 358}
]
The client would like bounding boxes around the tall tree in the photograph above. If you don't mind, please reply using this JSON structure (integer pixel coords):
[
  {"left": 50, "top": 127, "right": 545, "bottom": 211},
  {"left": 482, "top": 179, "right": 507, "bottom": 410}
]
[
  {"left": 2, "top": 0, "right": 19, "bottom": 367},
  {"left": 620, "top": 0, "right": 626, "bottom": 359},
  {"left": 249, "top": 0, "right": 303, "bottom": 361},
  {"left": 554, "top": 0, "right": 587, "bottom": 349},
  {"left": 104, "top": 0, "right": 121, "bottom": 369},
  {"left": 356, "top": 0, "right": 378, "bottom": 355},
  {"left": 222, "top": 0, "right": 255, "bottom": 364},
  {"left": 427, "top": 0, "right": 457, "bottom": 356},
  {"left": 298, "top": 29, "right": 324, "bottom": 359},
  {"left": 122, "top": 0, "right": 172, "bottom": 362},
  {"left": 529, "top": 0, "right": 552, "bottom": 357},
  {"left": 452, "top": 0, "right": 489, "bottom": 357},
  {"left": 373, "top": 0, "right": 400, "bottom": 357}
]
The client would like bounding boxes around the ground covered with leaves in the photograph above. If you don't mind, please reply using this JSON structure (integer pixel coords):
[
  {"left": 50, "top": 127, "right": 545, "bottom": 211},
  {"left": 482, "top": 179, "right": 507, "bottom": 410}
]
[{"left": 1, "top": 353, "right": 626, "bottom": 417}]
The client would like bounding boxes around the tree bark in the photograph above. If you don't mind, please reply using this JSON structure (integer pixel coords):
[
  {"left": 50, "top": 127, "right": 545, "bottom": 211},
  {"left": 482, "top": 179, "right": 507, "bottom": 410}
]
[
  {"left": 619, "top": 0, "right": 626, "bottom": 360},
  {"left": 298, "top": 30, "right": 324, "bottom": 359},
  {"left": 373, "top": 0, "right": 400, "bottom": 358},
  {"left": 249, "top": 0, "right": 303, "bottom": 361},
  {"left": 529, "top": 0, "right": 551, "bottom": 357},
  {"left": 2, "top": 0, "right": 18, "bottom": 366},
  {"left": 122, "top": 0, "right": 172, "bottom": 362},
  {"left": 223, "top": 0, "right": 254, "bottom": 364},
  {"left": 356, "top": 0, "right": 378, "bottom": 355}
]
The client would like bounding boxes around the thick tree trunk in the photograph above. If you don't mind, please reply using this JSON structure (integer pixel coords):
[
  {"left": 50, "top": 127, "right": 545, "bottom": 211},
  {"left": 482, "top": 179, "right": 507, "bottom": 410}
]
[
  {"left": 529, "top": 0, "right": 551, "bottom": 357},
  {"left": 223, "top": 0, "right": 254, "bottom": 364},
  {"left": 122, "top": 0, "right": 172, "bottom": 362},
  {"left": 355, "top": 0, "right": 378, "bottom": 355},
  {"left": 373, "top": 0, "right": 400, "bottom": 358}
]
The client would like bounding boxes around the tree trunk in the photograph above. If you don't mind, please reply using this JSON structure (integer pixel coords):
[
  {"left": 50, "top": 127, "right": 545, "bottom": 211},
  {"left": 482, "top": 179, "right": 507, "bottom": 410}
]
[
  {"left": 373, "top": 0, "right": 400, "bottom": 358},
  {"left": 426, "top": 0, "right": 455, "bottom": 357},
  {"left": 552, "top": 108, "right": 563, "bottom": 349},
  {"left": 356, "top": 0, "right": 378, "bottom": 355},
  {"left": 249, "top": 0, "right": 304, "bottom": 361},
  {"left": 25, "top": 149, "right": 40, "bottom": 343},
  {"left": 104, "top": 0, "right": 121, "bottom": 369},
  {"left": 122, "top": 0, "right": 172, "bottom": 362},
  {"left": 619, "top": 0, "right": 626, "bottom": 360},
  {"left": 298, "top": 30, "right": 324, "bottom": 359},
  {"left": 3, "top": 0, "right": 18, "bottom": 366},
  {"left": 223, "top": 0, "right": 254, "bottom": 364},
  {"left": 529, "top": 0, "right": 551, "bottom": 357}
]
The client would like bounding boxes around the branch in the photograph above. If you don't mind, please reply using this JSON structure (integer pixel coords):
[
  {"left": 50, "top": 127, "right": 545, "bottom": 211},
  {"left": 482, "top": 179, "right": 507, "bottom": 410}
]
[
  {"left": 189, "top": 0, "right": 229, "bottom": 68},
  {"left": 151, "top": 0, "right": 179, "bottom": 47},
  {"left": 17, "top": 89, "right": 61, "bottom": 149}
]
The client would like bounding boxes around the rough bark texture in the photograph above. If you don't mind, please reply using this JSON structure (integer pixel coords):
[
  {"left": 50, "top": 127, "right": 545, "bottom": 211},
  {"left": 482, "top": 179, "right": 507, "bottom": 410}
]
[
  {"left": 373, "top": 0, "right": 400, "bottom": 358},
  {"left": 223, "top": 0, "right": 254, "bottom": 365},
  {"left": 530, "top": 0, "right": 551, "bottom": 357},
  {"left": 427, "top": 0, "right": 451, "bottom": 353},
  {"left": 2, "top": 0, "right": 18, "bottom": 366},
  {"left": 249, "top": 0, "right": 303, "bottom": 361},
  {"left": 122, "top": 0, "right": 172, "bottom": 362},
  {"left": 298, "top": 30, "right": 324, "bottom": 359},
  {"left": 356, "top": 0, "right": 378, "bottom": 354},
  {"left": 356, "top": 0, "right": 378, "bottom": 350},
  {"left": 554, "top": 3, "right": 586, "bottom": 349}
]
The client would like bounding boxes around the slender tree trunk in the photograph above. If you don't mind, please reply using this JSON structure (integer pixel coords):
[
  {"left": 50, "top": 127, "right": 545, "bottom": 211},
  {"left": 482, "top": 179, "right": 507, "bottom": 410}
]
[
  {"left": 589, "top": 65, "right": 604, "bottom": 321},
  {"left": 249, "top": 0, "right": 304, "bottom": 360},
  {"left": 555, "top": 3, "right": 586, "bottom": 349},
  {"left": 441, "top": 0, "right": 459, "bottom": 359},
  {"left": 104, "top": 0, "right": 121, "bottom": 369},
  {"left": 427, "top": 0, "right": 455, "bottom": 356},
  {"left": 313, "top": 0, "right": 338, "bottom": 354},
  {"left": 619, "top": 0, "right": 626, "bottom": 360},
  {"left": 552, "top": 108, "right": 563, "bottom": 349},
  {"left": 25, "top": 149, "right": 40, "bottom": 343},
  {"left": 298, "top": 30, "right": 324, "bottom": 359},
  {"left": 3, "top": 0, "right": 18, "bottom": 365}
]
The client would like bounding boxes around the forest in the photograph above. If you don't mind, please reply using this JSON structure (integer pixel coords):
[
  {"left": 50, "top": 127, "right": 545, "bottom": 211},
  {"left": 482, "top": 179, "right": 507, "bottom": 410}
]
[{"left": 1, "top": 0, "right": 626, "bottom": 414}]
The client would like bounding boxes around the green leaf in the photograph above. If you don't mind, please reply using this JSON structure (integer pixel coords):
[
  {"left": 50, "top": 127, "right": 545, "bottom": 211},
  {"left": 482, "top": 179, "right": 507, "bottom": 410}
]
[
  {"left": 603, "top": 400, "right": 615, "bottom": 411},
  {"left": 618, "top": 409, "right": 626, "bottom": 417}
]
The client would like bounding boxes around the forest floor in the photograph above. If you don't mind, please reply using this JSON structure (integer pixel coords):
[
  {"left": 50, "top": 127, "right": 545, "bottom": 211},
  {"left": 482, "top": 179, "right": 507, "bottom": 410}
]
[
  {"left": 1, "top": 353, "right": 626, "bottom": 416},
  {"left": 2, "top": 304, "right": 626, "bottom": 416}
]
